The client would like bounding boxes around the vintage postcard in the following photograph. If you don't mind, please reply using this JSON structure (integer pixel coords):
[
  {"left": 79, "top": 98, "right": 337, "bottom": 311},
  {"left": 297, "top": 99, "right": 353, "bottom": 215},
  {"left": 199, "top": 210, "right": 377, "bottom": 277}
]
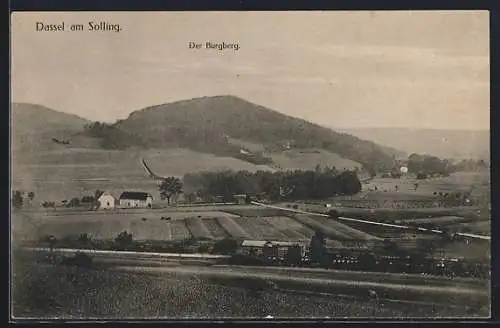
[{"left": 10, "top": 11, "right": 490, "bottom": 320}]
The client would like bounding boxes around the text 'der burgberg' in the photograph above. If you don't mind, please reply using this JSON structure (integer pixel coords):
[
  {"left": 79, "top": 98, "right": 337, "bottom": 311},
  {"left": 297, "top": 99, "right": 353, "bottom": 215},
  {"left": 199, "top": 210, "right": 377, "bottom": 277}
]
[{"left": 189, "top": 42, "right": 240, "bottom": 51}]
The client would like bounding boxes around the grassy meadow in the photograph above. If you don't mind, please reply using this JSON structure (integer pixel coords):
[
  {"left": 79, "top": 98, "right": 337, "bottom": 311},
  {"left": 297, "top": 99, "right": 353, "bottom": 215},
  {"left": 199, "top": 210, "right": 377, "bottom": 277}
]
[
  {"left": 12, "top": 145, "right": 363, "bottom": 202},
  {"left": 11, "top": 255, "right": 490, "bottom": 319}
]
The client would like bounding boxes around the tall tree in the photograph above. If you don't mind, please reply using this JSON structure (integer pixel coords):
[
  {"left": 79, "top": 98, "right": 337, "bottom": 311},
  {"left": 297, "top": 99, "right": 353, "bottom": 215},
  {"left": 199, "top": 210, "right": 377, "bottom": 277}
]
[
  {"left": 309, "top": 231, "right": 326, "bottom": 264},
  {"left": 338, "top": 171, "right": 362, "bottom": 196},
  {"left": 159, "top": 177, "right": 183, "bottom": 204},
  {"left": 315, "top": 164, "right": 322, "bottom": 174}
]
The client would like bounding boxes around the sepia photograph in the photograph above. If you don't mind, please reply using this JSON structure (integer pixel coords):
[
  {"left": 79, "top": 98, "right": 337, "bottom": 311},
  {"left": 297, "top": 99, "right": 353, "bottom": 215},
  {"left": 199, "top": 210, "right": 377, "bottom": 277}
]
[{"left": 10, "top": 11, "right": 490, "bottom": 320}]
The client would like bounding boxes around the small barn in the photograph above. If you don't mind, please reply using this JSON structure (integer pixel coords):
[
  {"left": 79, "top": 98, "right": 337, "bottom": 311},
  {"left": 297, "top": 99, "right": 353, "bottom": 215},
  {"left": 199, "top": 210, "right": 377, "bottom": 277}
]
[
  {"left": 98, "top": 192, "right": 117, "bottom": 210},
  {"left": 119, "top": 191, "right": 153, "bottom": 209}
]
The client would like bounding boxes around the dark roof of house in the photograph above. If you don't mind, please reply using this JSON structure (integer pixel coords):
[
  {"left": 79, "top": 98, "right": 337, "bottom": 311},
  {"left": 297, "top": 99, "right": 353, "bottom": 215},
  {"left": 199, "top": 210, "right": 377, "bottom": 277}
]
[{"left": 119, "top": 191, "right": 152, "bottom": 201}]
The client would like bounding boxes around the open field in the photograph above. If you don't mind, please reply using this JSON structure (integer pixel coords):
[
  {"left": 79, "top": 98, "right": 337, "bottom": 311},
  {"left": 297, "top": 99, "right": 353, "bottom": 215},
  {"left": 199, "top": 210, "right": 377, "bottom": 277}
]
[
  {"left": 222, "top": 207, "right": 288, "bottom": 217},
  {"left": 270, "top": 149, "right": 361, "bottom": 171},
  {"left": 12, "top": 147, "right": 274, "bottom": 201},
  {"left": 89, "top": 265, "right": 491, "bottom": 307},
  {"left": 169, "top": 220, "right": 191, "bottom": 240},
  {"left": 282, "top": 173, "right": 491, "bottom": 211},
  {"left": 16, "top": 147, "right": 489, "bottom": 212},
  {"left": 39, "top": 208, "right": 241, "bottom": 218},
  {"left": 434, "top": 242, "right": 491, "bottom": 261},
  {"left": 12, "top": 168, "right": 490, "bottom": 263},
  {"left": 15, "top": 248, "right": 491, "bottom": 289},
  {"left": 363, "top": 172, "right": 490, "bottom": 197},
  {"left": 220, "top": 205, "right": 482, "bottom": 223},
  {"left": 12, "top": 254, "right": 490, "bottom": 319},
  {"left": 13, "top": 145, "right": 365, "bottom": 202},
  {"left": 262, "top": 216, "right": 315, "bottom": 240},
  {"left": 13, "top": 208, "right": 382, "bottom": 246},
  {"left": 232, "top": 217, "right": 288, "bottom": 240},
  {"left": 447, "top": 220, "right": 491, "bottom": 235},
  {"left": 301, "top": 202, "right": 485, "bottom": 218},
  {"left": 302, "top": 216, "right": 382, "bottom": 241},
  {"left": 13, "top": 201, "right": 490, "bottom": 264},
  {"left": 202, "top": 218, "right": 231, "bottom": 238},
  {"left": 299, "top": 205, "right": 488, "bottom": 230},
  {"left": 292, "top": 214, "right": 380, "bottom": 241},
  {"left": 396, "top": 216, "right": 474, "bottom": 226}
]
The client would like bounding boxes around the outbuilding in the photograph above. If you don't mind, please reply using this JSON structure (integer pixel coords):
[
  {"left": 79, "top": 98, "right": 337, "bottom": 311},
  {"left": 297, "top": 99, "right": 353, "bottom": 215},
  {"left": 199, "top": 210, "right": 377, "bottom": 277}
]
[
  {"left": 241, "top": 240, "right": 307, "bottom": 261},
  {"left": 97, "top": 192, "right": 117, "bottom": 210},
  {"left": 233, "top": 194, "right": 247, "bottom": 205},
  {"left": 119, "top": 191, "right": 153, "bottom": 209}
]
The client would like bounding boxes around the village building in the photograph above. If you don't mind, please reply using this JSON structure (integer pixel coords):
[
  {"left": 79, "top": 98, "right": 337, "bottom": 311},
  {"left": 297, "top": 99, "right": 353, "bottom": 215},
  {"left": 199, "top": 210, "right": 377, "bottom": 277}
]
[
  {"left": 119, "top": 191, "right": 153, "bottom": 209},
  {"left": 233, "top": 194, "right": 247, "bottom": 205},
  {"left": 97, "top": 192, "right": 117, "bottom": 210},
  {"left": 80, "top": 195, "right": 95, "bottom": 207},
  {"left": 241, "top": 240, "right": 307, "bottom": 262}
]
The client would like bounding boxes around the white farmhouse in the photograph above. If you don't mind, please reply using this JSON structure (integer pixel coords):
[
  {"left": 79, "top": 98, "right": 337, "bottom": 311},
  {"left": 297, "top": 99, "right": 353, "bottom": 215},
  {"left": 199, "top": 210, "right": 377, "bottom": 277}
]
[
  {"left": 97, "top": 192, "right": 117, "bottom": 210},
  {"left": 119, "top": 191, "right": 153, "bottom": 209}
]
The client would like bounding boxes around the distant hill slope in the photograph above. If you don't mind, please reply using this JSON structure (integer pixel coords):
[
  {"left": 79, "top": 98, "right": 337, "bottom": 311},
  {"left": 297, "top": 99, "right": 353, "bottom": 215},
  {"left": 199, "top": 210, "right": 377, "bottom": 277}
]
[
  {"left": 11, "top": 98, "right": 400, "bottom": 172},
  {"left": 339, "top": 127, "right": 490, "bottom": 160},
  {"left": 11, "top": 103, "right": 92, "bottom": 156},
  {"left": 11, "top": 148, "right": 274, "bottom": 200},
  {"left": 12, "top": 103, "right": 90, "bottom": 133},
  {"left": 112, "top": 95, "right": 396, "bottom": 170}
]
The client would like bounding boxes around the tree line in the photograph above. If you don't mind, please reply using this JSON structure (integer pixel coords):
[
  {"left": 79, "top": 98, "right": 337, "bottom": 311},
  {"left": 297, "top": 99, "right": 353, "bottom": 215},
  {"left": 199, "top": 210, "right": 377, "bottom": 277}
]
[
  {"left": 83, "top": 122, "right": 144, "bottom": 150},
  {"left": 407, "top": 153, "right": 489, "bottom": 177},
  {"left": 11, "top": 190, "right": 35, "bottom": 209},
  {"left": 175, "top": 166, "right": 362, "bottom": 203}
]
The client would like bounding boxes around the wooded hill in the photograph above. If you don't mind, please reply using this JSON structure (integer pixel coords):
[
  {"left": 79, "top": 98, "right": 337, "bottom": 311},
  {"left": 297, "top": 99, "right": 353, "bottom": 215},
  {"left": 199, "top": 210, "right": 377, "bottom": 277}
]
[{"left": 82, "top": 95, "right": 398, "bottom": 170}]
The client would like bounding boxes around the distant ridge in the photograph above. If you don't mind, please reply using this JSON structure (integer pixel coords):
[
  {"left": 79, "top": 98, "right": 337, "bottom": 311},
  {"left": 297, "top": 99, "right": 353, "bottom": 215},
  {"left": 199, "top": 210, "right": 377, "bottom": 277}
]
[{"left": 339, "top": 127, "right": 489, "bottom": 160}]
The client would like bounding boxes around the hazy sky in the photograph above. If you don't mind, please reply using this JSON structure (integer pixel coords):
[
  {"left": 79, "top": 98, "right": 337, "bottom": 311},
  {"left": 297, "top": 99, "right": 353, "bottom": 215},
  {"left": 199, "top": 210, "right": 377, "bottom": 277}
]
[{"left": 11, "top": 11, "right": 489, "bottom": 130}]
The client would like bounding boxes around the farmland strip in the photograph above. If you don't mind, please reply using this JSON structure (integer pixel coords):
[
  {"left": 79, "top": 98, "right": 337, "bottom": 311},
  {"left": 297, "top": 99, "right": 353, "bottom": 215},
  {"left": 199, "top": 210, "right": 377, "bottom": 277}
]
[
  {"left": 129, "top": 221, "right": 173, "bottom": 241},
  {"left": 216, "top": 216, "right": 252, "bottom": 240},
  {"left": 202, "top": 218, "right": 230, "bottom": 239},
  {"left": 262, "top": 217, "right": 309, "bottom": 241},
  {"left": 292, "top": 214, "right": 353, "bottom": 241},
  {"left": 233, "top": 218, "right": 287, "bottom": 240},
  {"left": 185, "top": 217, "right": 213, "bottom": 239},
  {"left": 222, "top": 208, "right": 287, "bottom": 218},
  {"left": 312, "top": 217, "right": 381, "bottom": 241},
  {"left": 398, "top": 216, "right": 469, "bottom": 226},
  {"left": 255, "top": 219, "right": 289, "bottom": 239},
  {"left": 170, "top": 220, "right": 192, "bottom": 240}
]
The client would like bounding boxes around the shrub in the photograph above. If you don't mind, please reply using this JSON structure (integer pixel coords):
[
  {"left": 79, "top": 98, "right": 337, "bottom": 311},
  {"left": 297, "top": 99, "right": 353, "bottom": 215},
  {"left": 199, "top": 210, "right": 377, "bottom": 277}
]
[
  {"left": 212, "top": 238, "right": 239, "bottom": 255},
  {"left": 328, "top": 209, "right": 340, "bottom": 219},
  {"left": 197, "top": 244, "right": 210, "bottom": 253},
  {"left": 77, "top": 233, "right": 91, "bottom": 246},
  {"left": 417, "top": 173, "right": 428, "bottom": 180},
  {"left": 60, "top": 253, "right": 93, "bottom": 267},
  {"left": 115, "top": 231, "right": 133, "bottom": 245}
]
